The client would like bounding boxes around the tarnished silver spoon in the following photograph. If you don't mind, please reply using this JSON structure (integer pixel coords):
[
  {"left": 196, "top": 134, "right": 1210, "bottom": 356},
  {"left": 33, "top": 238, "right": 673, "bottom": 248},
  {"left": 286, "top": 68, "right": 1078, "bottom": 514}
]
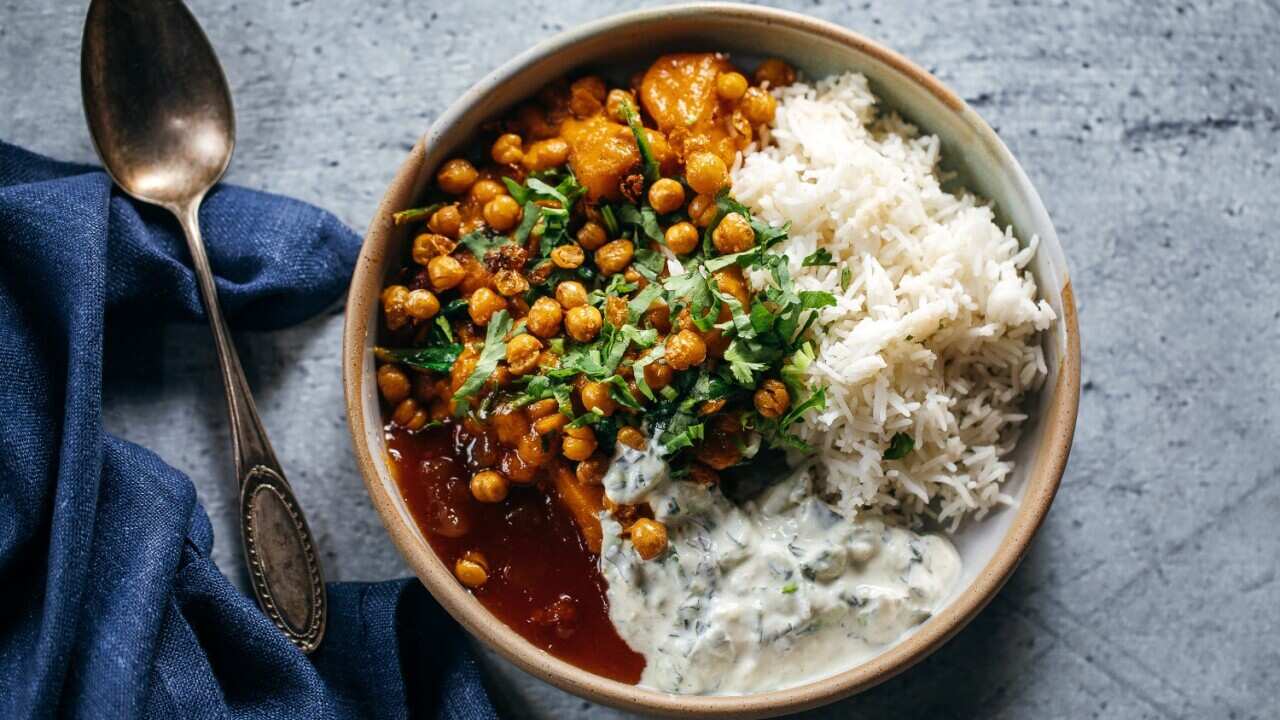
[{"left": 81, "top": 0, "right": 326, "bottom": 653}]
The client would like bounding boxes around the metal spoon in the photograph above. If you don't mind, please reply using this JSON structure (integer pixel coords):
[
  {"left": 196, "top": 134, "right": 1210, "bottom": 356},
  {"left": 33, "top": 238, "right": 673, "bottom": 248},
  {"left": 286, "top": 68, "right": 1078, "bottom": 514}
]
[{"left": 81, "top": 0, "right": 326, "bottom": 653}]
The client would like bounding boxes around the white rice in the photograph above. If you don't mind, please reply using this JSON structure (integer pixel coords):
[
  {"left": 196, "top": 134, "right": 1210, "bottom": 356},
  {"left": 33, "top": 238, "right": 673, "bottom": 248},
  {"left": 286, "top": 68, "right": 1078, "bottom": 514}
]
[{"left": 732, "top": 73, "right": 1056, "bottom": 528}]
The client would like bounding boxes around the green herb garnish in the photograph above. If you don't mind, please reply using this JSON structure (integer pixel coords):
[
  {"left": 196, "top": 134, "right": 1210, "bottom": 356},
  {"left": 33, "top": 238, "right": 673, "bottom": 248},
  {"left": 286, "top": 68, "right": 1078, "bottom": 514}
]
[
  {"left": 618, "top": 99, "right": 659, "bottom": 184},
  {"left": 782, "top": 581, "right": 798, "bottom": 594},
  {"left": 884, "top": 432, "right": 915, "bottom": 460},
  {"left": 375, "top": 344, "right": 463, "bottom": 373},
  {"left": 801, "top": 248, "right": 835, "bottom": 267},
  {"left": 452, "top": 310, "right": 513, "bottom": 415},
  {"left": 392, "top": 202, "right": 443, "bottom": 226}
]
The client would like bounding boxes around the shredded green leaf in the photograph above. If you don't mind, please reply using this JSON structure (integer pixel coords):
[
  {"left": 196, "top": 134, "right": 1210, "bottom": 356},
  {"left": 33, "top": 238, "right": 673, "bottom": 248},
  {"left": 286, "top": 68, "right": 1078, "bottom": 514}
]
[
  {"left": 618, "top": 99, "right": 659, "bottom": 184},
  {"left": 392, "top": 202, "right": 443, "bottom": 226},
  {"left": 374, "top": 344, "right": 462, "bottom": 373},
  {"left": 884, "top": 432, "right": 915, "bottom": 460},
  {"left": 452, "top": 311, "right": 513, "bottom": 414}
]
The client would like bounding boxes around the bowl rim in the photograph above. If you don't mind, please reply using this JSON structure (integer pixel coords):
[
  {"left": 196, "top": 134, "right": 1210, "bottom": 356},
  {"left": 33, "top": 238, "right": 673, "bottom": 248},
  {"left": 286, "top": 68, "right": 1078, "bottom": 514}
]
[{"left": 343, "top": 3, "right": 1081, "bottom": 716}]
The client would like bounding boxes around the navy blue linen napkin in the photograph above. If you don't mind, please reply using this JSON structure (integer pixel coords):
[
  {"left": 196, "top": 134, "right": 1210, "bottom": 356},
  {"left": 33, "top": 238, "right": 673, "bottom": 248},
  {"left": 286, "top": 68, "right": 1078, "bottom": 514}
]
[{"left": 0, "top": 141, "right": 497, "bottom": 720}]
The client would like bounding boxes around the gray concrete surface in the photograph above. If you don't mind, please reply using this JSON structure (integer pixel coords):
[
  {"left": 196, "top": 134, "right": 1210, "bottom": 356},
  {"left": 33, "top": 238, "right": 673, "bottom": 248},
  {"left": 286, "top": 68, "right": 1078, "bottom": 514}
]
[{"left": 4, "top": 0, "right": 1279, "bottom": 717}]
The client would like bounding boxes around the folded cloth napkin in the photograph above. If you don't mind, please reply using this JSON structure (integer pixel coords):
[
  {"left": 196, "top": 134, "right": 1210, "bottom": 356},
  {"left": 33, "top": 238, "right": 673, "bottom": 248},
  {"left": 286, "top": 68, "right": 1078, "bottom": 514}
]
[{"left": 0, "top": 141, "right": 496, "bottom": 720}]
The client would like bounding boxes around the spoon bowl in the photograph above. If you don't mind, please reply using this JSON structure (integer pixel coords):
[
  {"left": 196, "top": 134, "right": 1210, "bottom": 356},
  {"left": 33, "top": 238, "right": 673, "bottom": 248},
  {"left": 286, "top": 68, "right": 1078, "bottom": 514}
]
[{"left": 81, "top": 0, "right": 234, "bottom": 208}]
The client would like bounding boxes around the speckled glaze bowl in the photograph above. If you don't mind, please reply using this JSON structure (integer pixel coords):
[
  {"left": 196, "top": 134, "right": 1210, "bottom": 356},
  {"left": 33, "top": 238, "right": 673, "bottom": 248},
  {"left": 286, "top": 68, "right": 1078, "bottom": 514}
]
[{"left": 343, "top": 4, "right": 1080, "bottom": 717}]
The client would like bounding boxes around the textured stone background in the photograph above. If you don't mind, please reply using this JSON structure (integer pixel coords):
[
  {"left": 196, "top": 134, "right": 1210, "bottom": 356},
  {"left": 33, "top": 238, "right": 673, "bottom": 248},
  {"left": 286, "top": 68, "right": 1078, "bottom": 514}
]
[{"left": 4, "top": 0, "right": 1279, "bottom": 718}]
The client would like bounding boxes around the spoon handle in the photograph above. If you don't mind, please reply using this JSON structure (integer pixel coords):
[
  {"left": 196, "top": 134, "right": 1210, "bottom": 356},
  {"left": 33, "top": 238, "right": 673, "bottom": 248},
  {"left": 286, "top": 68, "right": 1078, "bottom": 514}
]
[{"left": 175, "top": 200, "right": 328, "bottom": 654}]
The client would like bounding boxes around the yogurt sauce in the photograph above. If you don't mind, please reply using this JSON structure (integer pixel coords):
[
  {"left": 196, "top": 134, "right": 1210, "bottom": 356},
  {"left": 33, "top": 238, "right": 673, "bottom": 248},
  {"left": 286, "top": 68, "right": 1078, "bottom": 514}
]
[{"left": 599, "top": 444, "right": 962, "bottom": 694}]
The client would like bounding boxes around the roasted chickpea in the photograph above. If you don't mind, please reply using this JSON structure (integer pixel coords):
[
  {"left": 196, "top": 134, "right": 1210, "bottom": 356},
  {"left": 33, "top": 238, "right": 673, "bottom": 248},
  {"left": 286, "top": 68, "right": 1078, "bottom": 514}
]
[
  {"left": 412, "top": 374, "right": 440, "bottom": 403},
  {"left": 427, "top": 205, "right": 462, "bottom": 238},
  {"left": 712, "top": 212, "right": 755, "bottom": 254},
  {"left": 754, "top": 58, "right": 796, "bottom": 88},
  {"left": 517, "top": 432, "right": 554, "bottom": 467},
  {"left": 381, "top": 284, "right": 410, "bottom": 330},
  {"left": 617, "top": 426, "right": 646, "bottom": 450},
  {"left": 714, "top": 267, "right": 751, "bottom": 308},
  {"left": 526, "top": 398, "right": 559, "bottom": 419},
  {"left": 412, "top": 233, "right": 456, "bottom": 265},
  {"left": 427, "top": 255, "right": 465, "bottom": 291},
  {"left": 665, "top": 329, "right": 707, "bottom": 371},
  {"left": 688, "top": 193, "right": 718, "bottom": 227},
  {"left": 449, "top": 347, "right": 480, "bottom": 392},
  {"left": 575, "top": 454, "right": 609, "bottom": 486},
  {"left": 470, "top": 470, "right": 510, "bottom": 503},
  {"left": 579, "top": 380, "right": 616, "bottom": 416},
  {"left": 569, "top": 76, "right": 606, "bottom": 117},
  {"left": 576, "top": 221, "right": 608, "bottom": 251},
  {"left": 437, "top": 158, "right": 478, "bottom": 195},
  {"left": 688, "top": 462, "right": 720, "bottom": 486},
  {"left": 664, "top": 221, "right": 700, "bottom": 255},
  {"left": 622, "top": 266, "right": 648, "bottom": 289},
  {"left": 457, "top": 253, "right": 493, "bottom": 295},
  {"left": 699, "top": 397, "right": 727, "bottom": 416},
  {"left": 629, "top": 518, "right": 668, "bottom": 561},
  {"left": 685, "top": 151, "right": 729, "bottom": 196},
  {"left": 505, "top": 333, "right": 543, "bottom": 376},
  {"left": 551, "top": 243, "right": 585, "bottom": 269},
  {"left": 492, "top": 407, "right": 530, "bottom": 445},
  {"left": 715, "top": 71, "right": 749, "bottom": 101},
  {"left": 647, "top": 178, "right": 686, "bottom": 214},
  {"left": 594, "top": 239, "right": 634, "bottom": 276},
  {"left": 523, "top": 137, "right": 570, "bottom": 171},
  {"left": 562, "top": 426, "right": 598, "bottom": 461},
  {"left": 605, "top": 296, "right": 629, "bottom": 327},
  {"left": 555, "top": 280, "right": 588, "bottom": 309},
  {"left": 565, "top": 305, "right": 603, "bottom": 342},
  {"left": 526, "top": 297, "right": 563, "bottom": 338},
  {"left": 740, "top": 86, "right": 777, "bottom": 124},
  {"left": 454, "top": 551, "right": 489, "bottom": 588},
  {"left": 572, "top": 75, "right": 607, "bottom": 102},
  {"left": 493, "top": 269, "right": 529, "bottom": 298},
  {"left": 467, "top": 287, "right": 507, "bottom": 326},
  {"left": 483, "top": 195, "right": 522, "bottom": 232},
  {"left": 697, "top": 413, "right": 744, "bottom": 470},
  {"left": 469, "top": 178, "right": 505, "bottom": 204},
  {"left": 377, "top": 364, "right": 411, "bottom": 404},
  {"left": 392, "top": 398, "right": 428, "bottom": 431},
  {"left": 754, "top": 379, "right": 791, "bottom": 419},
  {"left": 405, "top": 288, "right": 440, "bottom": 320},
  {"left": 491, "top": 133, "right": 524, "bottom": 165},
  {"left": 642, "top": 360, "right": 673, "bottom": 391},
  {"left": 500, "top": 449, "right": 539, "bottom": 484},
  {"left": 645, "top": 302, "right": 672, "bottom": 334},
  {"left": 533, "top": 412, "right": 570, "bottom": 435},
  {"left": 606, "top": 88, "right": 637, "bottom": 122}
]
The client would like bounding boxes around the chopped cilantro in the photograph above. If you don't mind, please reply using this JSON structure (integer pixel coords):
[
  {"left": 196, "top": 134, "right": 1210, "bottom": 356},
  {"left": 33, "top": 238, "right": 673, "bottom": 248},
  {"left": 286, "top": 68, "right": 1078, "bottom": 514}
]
[
  {"left": 782, "top": 581, "right": 798, "bottom": 594},
  {"left": 392, "top": 202, "right": 443, "bottom": 226},
  {"left": 618, "top": 99, "right": 659, "bottom": 184},
  {"left": 884, "top": 432, "right": 915, "bottom": 460},
  {"left": 801, "top": 248, "right": 835, "bottom": 267},
  {"left": 374, "top": 344, "right": 462, "bottom": 373},
  {"left": 452, "top": 310, "right": 513, "bottom": 415}
]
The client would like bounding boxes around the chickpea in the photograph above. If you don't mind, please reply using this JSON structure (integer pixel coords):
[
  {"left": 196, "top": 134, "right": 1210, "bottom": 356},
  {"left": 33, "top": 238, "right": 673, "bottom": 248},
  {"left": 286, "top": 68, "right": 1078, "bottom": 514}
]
[
  {"left": 642, "top": 360, "right": 673, "bottom": 391},
  {"left": 492, "top": 407, "right": 530, "bottom": 445},
  {"left": 754, "top": 58, "right": 796, "bottom": 88},
  {"left": 645, "top": 302, "right": 672, "bottom": 334},
  {"left": 605, "top": 296, "right": 629, "bottom": 328},
  {"left": 469, "top": 178, "right": 505, "bottom": 204},
  {"left": 426, "top": 205, "right": 462, "bottom": 238},
  {"left": 617, "top": 426, "right": 646, "bottom": 450},
  {"left": 491, "top": 133, "right": 524, "bottom": 165},
  {"left": 550, "top": 243, "right": 586, "bottom": 269},
  {"left": 740, "top": 86, "right": 777, "bottom": 125},
  {"left": 377, "top": 364, "right": 411, "bottom": 404},
  {"left": 575, "top": 454, "right": 609, "bottom": 486},
  {"left": 562, "top": 426, "right": 598, "bottom": 461},
  {"left": 665, "top": 329, "right": 707, "bottom": 371},
  {"left": 405, "top": 288, "right": 441, "bottom": 320},
  {"left": 569, "top": 76, "right": 606, "bottom": 117},
  {"left": 697, "top": 413, "right": 744, "bottom": 470},
  {"left": 594, "top": 239, "right": 634, "bottom": 276},
  {"left": 437, "top": 159, "right": 478, "bottom": 195},
  {"left": 523, "top": 137, "right": 570, "bottom": 171},
  {"left": 754, "top": 379, "right": 791, "bottom": 419},
  {"left": 629, "top": 518, "right": 668, "bottom": 561},
  {"left": 450, "top": 347, "right": 480, "bottom": 392},
  {"left": 467, "top": 287, "right": 507, "bottom": 326},
  {"left": 533, "top": 412, "right": 570, "bottom": 435},
  {"left": 605, "top": 88, "right": 637, "bottom": 122},
  {"left": 470, "top": 470, "right": 510, "bottom": 503},
  {"left": 500, "top": 449, "right": 539, "bottom": 484},
  {"left": 483, "top": 195, "right": 522, "bottom": 232},
  {"left": 623, "top": 266, "right": 648, "bottom": 289},
  {"left": 412, "top": 232, "right": 456, "bottom": 265},
  {"left": 579, "top": 381, "right": 616, "bottom": 416},
  {"left": 688, "top": 193, "right": 718, "bottom": 227},
  {"left": 555, "top": 280, "right": 589, "bottom": 309},
  {"left": 381, "top": 284, "right": 410, "bottom": 331},
  {"left": 524, "top": 296, "right": 562, "bottom": 338},
  {"left": 427, "top": 255, "right": 465, "bottom": 291},
  {"left": 565, "top": 305, "right": 603, "bottom": 342},
  {"left": 493, "top": 269, "right": 529, "bottom": 298},
  {"left": 392, "top": 398, "right": 428, "bottom": 431},
  {"left": 526, "top": 398, "right": 559, "bottom": 419},
  {"left": 714, "top": 266, "right": 751, "bottom": 308},
  {"left": 685, "top": 151, "right": 729, "bottom": 196},
  {"left": 715, "top": 71, "right": 749, "bottom": 101},
  {"left": 458, "top": 253, "right": 493, "bottom": 296},
  {"left": 576, "top": 221, "right": 608, "bottom": 251},
  {"left": 517, "top": 432, "right": 554, "bottom": 467},
  {"left": 412, "top": 374, "right": 441, "bottom": 403},
  {"left": 699, "top": 398, "right": 727, "bottom": 416},
  {"left": 664, "top": 221, "right": 700, "bottom": 255},
  {"left": 647, "top": 178, "right": 686, "bottom": 214},
  {"left": 572, "top": 75, "right": 607, "bottom": 102},
  {"left": 454, "top": 551, "right": 489, "bottom": 588},
  {"left": 729, "top": 109, "right": 754, "bottom": 148},
  {"left": 712, "top": 212, "right": 755, "bottom": 254},
  {"left": 505, "top": 334, "right": 543, "bottom": 376}
]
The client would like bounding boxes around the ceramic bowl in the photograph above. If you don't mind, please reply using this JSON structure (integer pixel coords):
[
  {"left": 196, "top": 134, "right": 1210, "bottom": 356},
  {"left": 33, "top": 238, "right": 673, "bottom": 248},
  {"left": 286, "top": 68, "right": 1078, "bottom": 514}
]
[{"left": 343, "top": 3, "right": 1080, "bottom": 716}]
